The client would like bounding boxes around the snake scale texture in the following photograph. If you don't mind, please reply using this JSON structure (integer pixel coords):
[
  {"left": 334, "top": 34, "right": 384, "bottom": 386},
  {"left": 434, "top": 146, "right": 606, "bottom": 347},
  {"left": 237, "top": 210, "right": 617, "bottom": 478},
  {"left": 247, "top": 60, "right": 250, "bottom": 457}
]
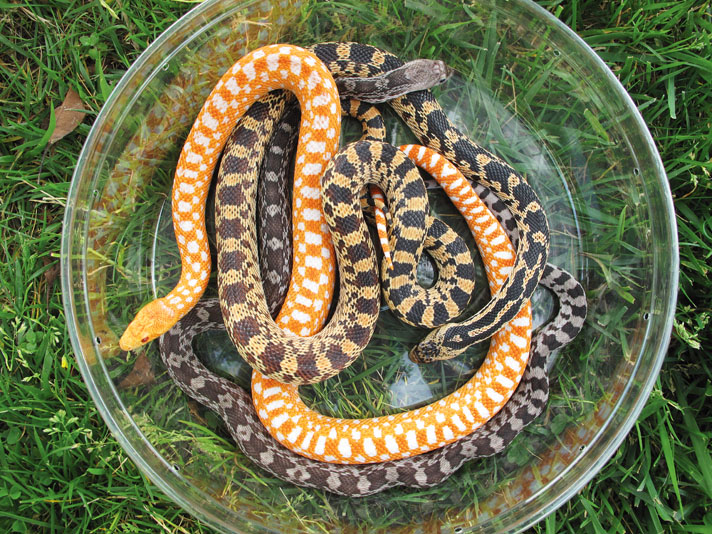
[
  {"left": 161, "top": 123, "right": 586, "bottom": 482},
  {"left": 257, "top": 60, "right": 452, "bottom": 316},
  {"left": 158, "top": 268, "right": 586, "bottom": 495},
  {"left": 141, "top": 41, "right": 586, "bottom": 492},
  {"left": 310, "top": 43, "right": 551, "bottom": 364},
  {"left": 119, "top": 45, "right": 345, "bottom": 370},
  {"left": 121, "top": 42, "right": 551, "bottom": 385}
]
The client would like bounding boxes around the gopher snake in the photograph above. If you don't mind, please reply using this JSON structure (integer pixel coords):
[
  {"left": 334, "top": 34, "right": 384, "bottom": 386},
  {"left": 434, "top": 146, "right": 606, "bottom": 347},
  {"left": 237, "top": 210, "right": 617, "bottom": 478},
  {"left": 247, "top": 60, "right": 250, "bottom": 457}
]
[
  {"left": 215, "top": 43, "right": 550, "bottom": 385},
  {"left": 120, "top": 44, "right": 551, "bottom": 394},
  {"left": 247, "top": 142, "right": 531, "bottom": 463},
  {"left": 310, "top": 43, "right": 551, "bottom": 363},
  {"left": 158, "top": 71, "right": 586, "bottom": 477},
  {"left": 213, "top": 58, "right": 478, "bottom": 385},
  {"left": 159, "top": 265, "right": 586, "bottom": 492},
  {"left": 227, "top": 96, "right": 528, "bottom": 462}
]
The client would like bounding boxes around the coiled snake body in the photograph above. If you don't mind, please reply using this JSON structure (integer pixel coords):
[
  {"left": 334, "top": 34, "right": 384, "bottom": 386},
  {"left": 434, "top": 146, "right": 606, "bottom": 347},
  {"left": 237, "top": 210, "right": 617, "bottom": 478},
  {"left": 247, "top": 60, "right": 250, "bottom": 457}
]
[
  {"left": 161, "top": 99, "right": 586, "bottom": 477},
  {"left": 256, "top": 96, "right": 476, "bottom": 324},
  {"left": 311, "top": 42, "right": 551, "bottom": 363},
  {"left": 213, "top": 96, "right": 502, "bottom": 463},
  {"left": 122, "top": 43, "right": 550, "bottom": 384},
  {"left": 159, "top": 264, "right": 586, "bottom": 493},
  {"left": 158, "top": 72, "right": 586, "bottom": 480}
]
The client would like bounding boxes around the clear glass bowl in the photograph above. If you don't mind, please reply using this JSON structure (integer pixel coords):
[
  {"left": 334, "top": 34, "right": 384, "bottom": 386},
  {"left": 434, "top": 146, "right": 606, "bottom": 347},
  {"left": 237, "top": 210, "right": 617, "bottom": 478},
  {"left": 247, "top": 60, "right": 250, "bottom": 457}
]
[{"left": 61, "top": 0, "right": 677, "bottom": 532}]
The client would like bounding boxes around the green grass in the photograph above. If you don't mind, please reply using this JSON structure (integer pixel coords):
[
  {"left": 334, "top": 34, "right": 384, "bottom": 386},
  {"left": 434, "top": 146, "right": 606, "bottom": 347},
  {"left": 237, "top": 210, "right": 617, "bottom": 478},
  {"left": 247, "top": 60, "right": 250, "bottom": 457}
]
[{"left": 1, "top": 0, "right": 711, "bottom": 532}]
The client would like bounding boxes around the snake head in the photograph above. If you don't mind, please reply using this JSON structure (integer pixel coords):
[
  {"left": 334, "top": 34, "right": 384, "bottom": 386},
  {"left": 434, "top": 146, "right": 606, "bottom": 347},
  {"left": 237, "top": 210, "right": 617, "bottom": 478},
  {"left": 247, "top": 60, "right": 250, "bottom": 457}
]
[
  {"left": 119, "top": 298, "right": 178, "bottom": 351},
  {"left": 400, "top": 59, "right": 454, "bottom": 93},
  {"left": 410, "top": 332, "right": 463, "bottom": 364},
  {"left": 409, "top": 339, "right": 440, "bottom": 364}
]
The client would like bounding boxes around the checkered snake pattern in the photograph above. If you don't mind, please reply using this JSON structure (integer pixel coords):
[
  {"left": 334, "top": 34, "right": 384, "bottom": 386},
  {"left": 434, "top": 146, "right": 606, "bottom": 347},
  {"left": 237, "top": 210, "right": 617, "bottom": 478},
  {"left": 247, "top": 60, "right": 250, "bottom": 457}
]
[
  {"left": 158, "top": 260, "right": 586, "bottom": 494},
  {"left": 217, "top": 95, "right": 478, "bottom": 387},
  {"left": 137, "top": 42, "right": 585, "bottom": 489},
  {"left": 257, "top": 97, "right": 474, "bottom": 325},
  {"left": 213, "top": 77, "right": 548, "bottom": 462},
  {"left": 119, "top": 45, "right": 345, "bottom": 361},
  {"left": 160, "top": 103, "right": 586, "bottom": 480}
]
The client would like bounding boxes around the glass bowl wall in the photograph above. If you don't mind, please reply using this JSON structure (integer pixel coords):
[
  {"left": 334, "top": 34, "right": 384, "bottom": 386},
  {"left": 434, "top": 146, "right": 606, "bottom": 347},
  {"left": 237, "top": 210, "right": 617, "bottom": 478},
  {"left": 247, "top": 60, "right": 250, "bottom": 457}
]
[{"left": 61, "top": 0, "right": 677, "bottom": 532}]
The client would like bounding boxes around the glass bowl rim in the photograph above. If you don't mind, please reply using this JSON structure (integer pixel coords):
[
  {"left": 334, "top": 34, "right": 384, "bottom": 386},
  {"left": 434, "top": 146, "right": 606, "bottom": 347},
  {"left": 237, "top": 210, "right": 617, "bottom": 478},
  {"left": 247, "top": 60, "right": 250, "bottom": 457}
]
[{"left": 61, "top": 0, "right": 679, "bottom": 532}]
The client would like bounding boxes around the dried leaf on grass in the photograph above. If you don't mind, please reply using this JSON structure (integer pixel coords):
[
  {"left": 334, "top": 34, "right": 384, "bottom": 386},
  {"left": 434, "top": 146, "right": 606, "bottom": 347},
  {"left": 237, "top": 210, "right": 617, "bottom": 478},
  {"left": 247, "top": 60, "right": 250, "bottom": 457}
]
[
  {"left": 42, "top": 256, "right": 60, "bottom": 305},
  {"left": 118, "top": 351, "right": 156, "bottom": 389},
  {"left": 188, "top": 400, "right": 208, "bottom": 425},
  {"left": 49, "top": 88, "right": 87, "bottom": 145}
]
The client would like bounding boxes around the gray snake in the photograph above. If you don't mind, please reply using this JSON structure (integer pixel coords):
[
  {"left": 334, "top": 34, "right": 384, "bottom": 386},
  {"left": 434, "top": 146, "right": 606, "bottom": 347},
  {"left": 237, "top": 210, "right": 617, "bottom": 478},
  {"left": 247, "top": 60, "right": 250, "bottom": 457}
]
[{"left": 158, "top": 260, "right": 586, "bottom": 496}]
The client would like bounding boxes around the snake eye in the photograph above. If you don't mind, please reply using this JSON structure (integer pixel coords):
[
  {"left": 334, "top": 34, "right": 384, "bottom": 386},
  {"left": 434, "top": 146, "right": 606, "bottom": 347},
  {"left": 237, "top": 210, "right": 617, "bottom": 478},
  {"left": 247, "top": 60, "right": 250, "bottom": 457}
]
[{"left": 141, "top": 336, "right": 149, "bottom": 343}]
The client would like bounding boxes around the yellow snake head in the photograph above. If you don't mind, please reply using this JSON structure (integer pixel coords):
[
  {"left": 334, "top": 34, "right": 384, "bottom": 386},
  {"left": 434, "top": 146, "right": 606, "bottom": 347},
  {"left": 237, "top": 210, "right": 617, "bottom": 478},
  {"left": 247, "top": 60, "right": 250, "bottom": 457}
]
[
  {"left": 119, "top": 298, "right": 178, "bottom": 351},
  {"left": 410, "top": 332, "right": 464, "bottom": 364}
]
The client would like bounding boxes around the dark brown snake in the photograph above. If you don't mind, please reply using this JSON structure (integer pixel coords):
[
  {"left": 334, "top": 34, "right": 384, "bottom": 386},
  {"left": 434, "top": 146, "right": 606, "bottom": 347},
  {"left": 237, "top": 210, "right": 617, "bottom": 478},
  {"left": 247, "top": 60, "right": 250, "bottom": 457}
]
[
  {"left": 158, "top": 262, "right": 586, "bottom": 496},
  {"left": 310, "top": 42, "right": 551, "bottom": 363}
]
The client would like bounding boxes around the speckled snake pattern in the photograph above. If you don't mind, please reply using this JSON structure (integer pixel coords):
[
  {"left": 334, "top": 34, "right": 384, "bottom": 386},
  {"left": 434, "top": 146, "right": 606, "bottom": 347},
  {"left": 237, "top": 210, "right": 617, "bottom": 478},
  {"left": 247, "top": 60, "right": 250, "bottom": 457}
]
[{"left": 256, "top": 61, "right": 453, "bottom": 316}]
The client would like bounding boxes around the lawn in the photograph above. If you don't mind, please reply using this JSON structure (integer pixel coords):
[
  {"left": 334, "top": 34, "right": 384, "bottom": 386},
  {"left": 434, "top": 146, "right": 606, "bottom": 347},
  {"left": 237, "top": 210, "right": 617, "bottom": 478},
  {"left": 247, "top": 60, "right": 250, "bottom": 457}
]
[{"left": 1, "top": 0, "right": 711, "bottom": 532}]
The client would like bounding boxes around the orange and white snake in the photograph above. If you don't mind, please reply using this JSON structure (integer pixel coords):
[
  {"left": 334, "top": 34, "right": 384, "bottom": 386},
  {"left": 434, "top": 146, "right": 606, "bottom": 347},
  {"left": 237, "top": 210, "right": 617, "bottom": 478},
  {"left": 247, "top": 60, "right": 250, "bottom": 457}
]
[
  {"left": 119, "top": 45, "right": 344, "bottom": 361},
  {"left": 250, "top": 144, "right": 532, "bottom": 463}
]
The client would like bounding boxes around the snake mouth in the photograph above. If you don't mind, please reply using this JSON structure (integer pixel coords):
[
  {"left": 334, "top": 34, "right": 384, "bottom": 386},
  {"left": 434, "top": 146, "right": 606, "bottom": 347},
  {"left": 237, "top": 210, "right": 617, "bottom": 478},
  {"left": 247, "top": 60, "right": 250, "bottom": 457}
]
[
  {"left": 443, "top": 65, "right": 456, "bottom": 81},
  {"left": 409, "top": 341, "right": 438, "bottom": 364}
]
